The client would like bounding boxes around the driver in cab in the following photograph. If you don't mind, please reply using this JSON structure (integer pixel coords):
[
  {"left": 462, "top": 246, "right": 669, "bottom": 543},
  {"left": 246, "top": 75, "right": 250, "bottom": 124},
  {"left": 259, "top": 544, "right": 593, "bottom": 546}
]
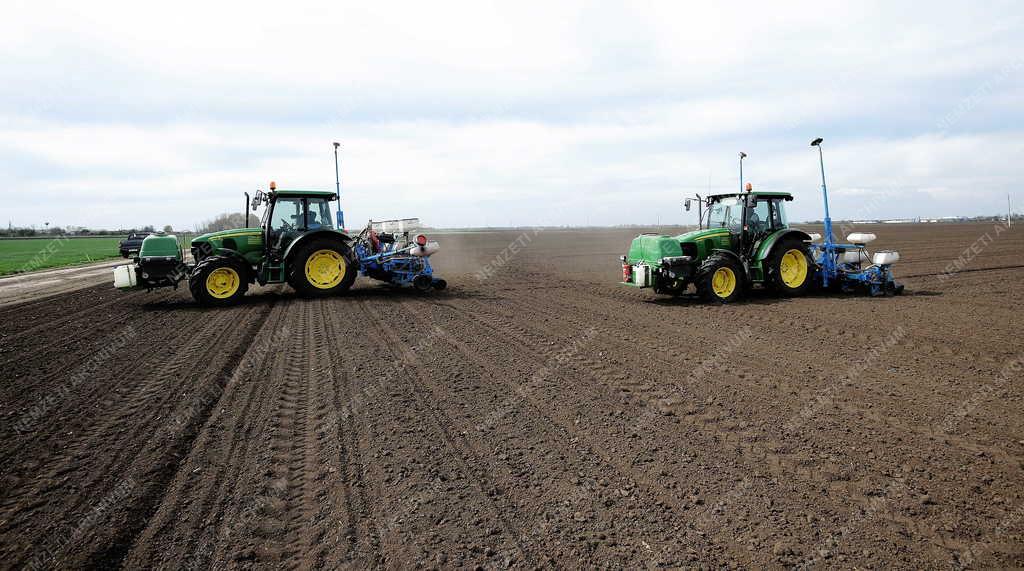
[{"left": 305, "top": 211, "right": 322, "bottom": 230}]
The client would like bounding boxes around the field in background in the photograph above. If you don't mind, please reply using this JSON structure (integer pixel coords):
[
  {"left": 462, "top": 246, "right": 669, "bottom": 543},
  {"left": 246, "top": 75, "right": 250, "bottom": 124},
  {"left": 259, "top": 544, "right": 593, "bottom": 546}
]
[{"left": 0, "top": 237, "right": 124, "bottom": 275}]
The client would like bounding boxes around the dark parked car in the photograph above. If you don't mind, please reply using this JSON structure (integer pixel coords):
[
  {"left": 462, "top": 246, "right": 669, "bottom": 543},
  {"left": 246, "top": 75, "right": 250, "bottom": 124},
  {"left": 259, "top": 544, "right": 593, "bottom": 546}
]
[{"left": 119, "top": 231, "right": 153, "bottom": 257}]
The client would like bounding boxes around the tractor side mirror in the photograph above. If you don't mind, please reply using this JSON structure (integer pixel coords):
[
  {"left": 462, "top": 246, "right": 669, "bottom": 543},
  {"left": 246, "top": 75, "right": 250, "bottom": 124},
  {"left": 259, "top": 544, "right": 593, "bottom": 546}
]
[
  {"left": 684, "top": 199, "right": 692, "bottom": 211},
  {"left": 251, "top": 190, "right": 267, "bottom": 211}
]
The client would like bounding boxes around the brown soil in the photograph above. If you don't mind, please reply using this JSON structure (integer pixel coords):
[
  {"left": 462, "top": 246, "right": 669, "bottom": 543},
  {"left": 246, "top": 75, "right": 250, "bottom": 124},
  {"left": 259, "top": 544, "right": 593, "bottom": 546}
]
[{"left": 1, "top": 222, "right": 1022, "bottom": 569}]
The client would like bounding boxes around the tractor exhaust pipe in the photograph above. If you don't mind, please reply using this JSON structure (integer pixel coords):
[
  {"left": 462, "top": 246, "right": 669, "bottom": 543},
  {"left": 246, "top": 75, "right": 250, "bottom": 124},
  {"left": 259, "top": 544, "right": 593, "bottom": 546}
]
[{"left": 738, "top": 152, "right": 747, "bottom": 194}]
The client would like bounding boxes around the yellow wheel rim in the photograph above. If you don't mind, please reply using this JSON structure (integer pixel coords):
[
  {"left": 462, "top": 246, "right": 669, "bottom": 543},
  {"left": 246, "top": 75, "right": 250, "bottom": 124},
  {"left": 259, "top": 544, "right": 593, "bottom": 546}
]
[
  {"left": 305, "top": 249, "right": 345, "bottom": 289},
  {"left": 711, "top": 267, "right": 737, "bottom": 298},
  {"left": 779, "top": 249, "right": 808, "bottom": 288},
  {"left": 206, "top": 267, "right": 240, "bottom": 299}
]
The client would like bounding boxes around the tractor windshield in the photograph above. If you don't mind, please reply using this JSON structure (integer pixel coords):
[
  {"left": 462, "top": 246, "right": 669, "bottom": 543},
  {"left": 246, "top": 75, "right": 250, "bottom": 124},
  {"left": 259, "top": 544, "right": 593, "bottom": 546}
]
[
  {"left": 270, "top": 198, "right": 304, "bottom": 232},
  {"left": 707, "top": 197, "right": 743, "bottom": 231}
]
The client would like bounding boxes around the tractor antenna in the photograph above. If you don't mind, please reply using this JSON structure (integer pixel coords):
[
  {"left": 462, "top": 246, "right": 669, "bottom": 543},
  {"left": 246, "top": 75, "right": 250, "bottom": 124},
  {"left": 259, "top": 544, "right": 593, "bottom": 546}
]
[
  {"left": 810, "top": 138, "right": 830, "bottom": 241},
  {"left": 810, "top": 137, "right": 835, "bottom": 287},
  {"left": 333, "top": 142, "right": 345, "bottom": 230},
  {"left": 739, "top": 152, "right": 747, "bottom": 194}
]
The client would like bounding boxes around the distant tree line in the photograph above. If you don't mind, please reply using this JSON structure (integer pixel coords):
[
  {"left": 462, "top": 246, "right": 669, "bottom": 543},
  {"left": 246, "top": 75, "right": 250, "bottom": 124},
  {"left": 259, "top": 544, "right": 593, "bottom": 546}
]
[
  {"left": 195, "top": 212, "right": 249, "bottom": 233},
  {"left": 0, "top": 223, "right": 179, "bottom": 238},
  {"left": 0, "top": 225, "right": 154, "bottom": 238}
]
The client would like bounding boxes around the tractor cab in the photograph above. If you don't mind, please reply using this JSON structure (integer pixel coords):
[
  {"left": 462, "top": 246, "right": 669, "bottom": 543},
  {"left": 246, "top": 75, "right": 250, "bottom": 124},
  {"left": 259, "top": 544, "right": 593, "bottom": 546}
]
[
  {"left": 253, "top": 186, "right": 339, "bottom": 257},
  {"left": 705, "top": 191, "right": 793, "bottom": 256}
]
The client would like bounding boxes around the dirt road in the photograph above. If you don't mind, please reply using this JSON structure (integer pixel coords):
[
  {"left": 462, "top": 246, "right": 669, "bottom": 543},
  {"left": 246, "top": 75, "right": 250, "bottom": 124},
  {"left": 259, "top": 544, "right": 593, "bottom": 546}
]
[
  {"left": 0, "top": 259, "right": 125, "bottom": 308},
  {"left": 1, "top": 223, "right": 1022, "bottom": 568}
]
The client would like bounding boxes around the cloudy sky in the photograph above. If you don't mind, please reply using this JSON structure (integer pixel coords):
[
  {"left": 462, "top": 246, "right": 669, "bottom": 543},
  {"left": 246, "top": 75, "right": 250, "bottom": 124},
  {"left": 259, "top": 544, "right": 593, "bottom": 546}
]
[{"left": 2, "top": 1, "right": 1021, "bottom": 230}]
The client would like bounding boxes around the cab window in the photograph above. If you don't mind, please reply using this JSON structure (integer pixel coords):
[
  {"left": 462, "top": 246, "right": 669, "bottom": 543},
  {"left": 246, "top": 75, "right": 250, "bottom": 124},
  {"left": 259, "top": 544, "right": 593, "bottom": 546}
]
[
  {"left": 708, "top": 197, "right": 743, "bottom": 231},
  {"left": 747, "top": 199, "right": 771, "bottom": 233},
  {"left": 305, "top": 198, "right": 333, "bottom": 230},
  {"left": 769, "top": 200, "right": 788, "bottom": 229},
  {"left": 271, "top": 198, "right": 304, "bottom": 232}
]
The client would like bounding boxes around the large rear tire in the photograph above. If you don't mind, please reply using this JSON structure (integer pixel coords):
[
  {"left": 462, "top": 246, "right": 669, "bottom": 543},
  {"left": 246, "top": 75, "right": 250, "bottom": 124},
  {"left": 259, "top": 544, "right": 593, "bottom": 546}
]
[
  {"left": 766, "top": 239, "right": 813, "bottom": 296},
  {"left": 695, "top": 254, "right": 744, "bottom": 303},
  {"left": 189, "top": 256, "right": 249, "bottom": 306},
  {"left": 287, "top": 238, "right": 357, "bottom": 297}
]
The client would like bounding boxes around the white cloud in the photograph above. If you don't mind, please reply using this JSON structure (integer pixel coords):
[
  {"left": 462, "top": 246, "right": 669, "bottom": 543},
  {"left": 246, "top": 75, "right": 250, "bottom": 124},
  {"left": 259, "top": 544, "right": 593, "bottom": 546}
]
[{"left": 0, "top": 0, "right": 1021, "bottom": 229}]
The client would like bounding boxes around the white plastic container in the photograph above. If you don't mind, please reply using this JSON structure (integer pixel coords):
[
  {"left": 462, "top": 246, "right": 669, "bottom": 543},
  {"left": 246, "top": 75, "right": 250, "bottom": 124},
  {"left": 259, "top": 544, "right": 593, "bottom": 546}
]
[
  {"left": 634, "top": 264, "right": 651, "bottom": 287},
  {"left": 113, "top": 264, "right": 138, "bottom": 289},
  {"left": 841, "top": 249, "right": 870, "bottom": 264},
  {"left": 371, "top": 218, "right": 421, "bottom": 234},
  {"left": 807, "top": 233, "right": 822, "bottom": 242},
  {"left": 872, "top": 250, "right": 900, "bottom": 265},
  {"left": 409, "top": 241, "right": 440, "bottom": 257},
  {"left": 846, "top": 232, "right": 877, "bottom": 244}
]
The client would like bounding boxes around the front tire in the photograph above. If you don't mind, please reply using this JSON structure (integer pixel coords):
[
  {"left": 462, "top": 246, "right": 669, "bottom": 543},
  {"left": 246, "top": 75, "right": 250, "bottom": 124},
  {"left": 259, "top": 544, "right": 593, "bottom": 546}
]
[
  {"left": 189, "top": 256, "right": 249, "bottom": 306},
  {"left": 766, "top": 239, "right": 813, "bottom": 296},
  {"left": 287, "top": 238, "right": 357, "bottom": 297},
  {"left": 696, "top": 254, "right": 744, "bottom": 303}
]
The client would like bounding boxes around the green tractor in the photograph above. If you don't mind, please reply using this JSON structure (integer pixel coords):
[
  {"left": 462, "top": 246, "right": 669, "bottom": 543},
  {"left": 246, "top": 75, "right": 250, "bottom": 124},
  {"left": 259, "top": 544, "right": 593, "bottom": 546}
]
[
  {"left": 114, "top": 184, "right": 358, "bottom": 306},
  {"left": 620, "top": 187, "right": 813, "bottom": 302}
]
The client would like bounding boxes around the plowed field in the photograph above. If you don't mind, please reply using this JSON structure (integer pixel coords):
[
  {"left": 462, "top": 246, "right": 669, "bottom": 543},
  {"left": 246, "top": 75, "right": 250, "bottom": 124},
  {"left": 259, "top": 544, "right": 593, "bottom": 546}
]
[{"left": 1, "top": 223, "right": 1022, "bottom": 569}]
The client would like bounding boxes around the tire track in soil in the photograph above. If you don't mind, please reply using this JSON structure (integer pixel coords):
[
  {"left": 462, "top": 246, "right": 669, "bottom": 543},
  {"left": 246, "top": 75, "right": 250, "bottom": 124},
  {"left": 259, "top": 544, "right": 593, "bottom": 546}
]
[
  {"left": 244, "top": 299, "right": 321, "bottom": 569},
  {"left": 0, "top": 299, "right": 275, "bottom": 569},
  {"left": 137, "top": 297, "right": 369, "bottom": 570},
  {"left": 319, "top": 299, "right": 384, "bottom": 568},
  {"left": 355, "top": 299, "right": 541, "bottom": 567},
  {"left": 273, "top": 298, "right": 352, "bottom": 570},
  {"left": 86, "top": 300, "right": 277, "bottom": 569},
  {"left": 120, "top": 297, "right": 293, "bottom": 568}
]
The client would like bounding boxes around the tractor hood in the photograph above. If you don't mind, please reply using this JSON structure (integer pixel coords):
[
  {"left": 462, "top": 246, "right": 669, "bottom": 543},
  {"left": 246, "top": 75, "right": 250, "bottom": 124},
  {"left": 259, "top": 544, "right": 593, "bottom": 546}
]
[
  {"left": 191, "top": 228, "right": 262, "bottom": 244},
  {"left": 674, "top": 228, "right": 731, "bottom": 243},
  {"left": 190, "top": 227, "right": 265, "bottom": 265}
]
